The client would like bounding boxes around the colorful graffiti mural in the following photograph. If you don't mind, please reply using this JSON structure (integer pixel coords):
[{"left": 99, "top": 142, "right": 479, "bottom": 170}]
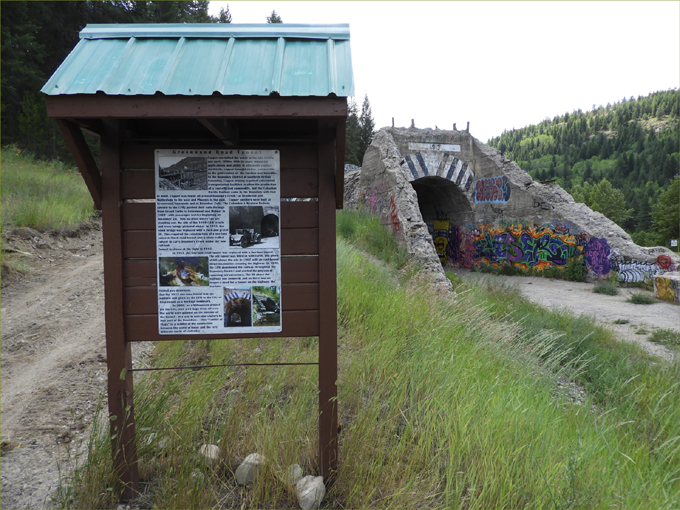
[
  {"left": 433, "top": 219, "right": 449, "bottom": 264},
  {"left": 472, "top": 226, "right": 582, "bottom": 269},
  {"left": 655, "top": 275, "right": 680, "bottom": 302},
  {"left": 474, "top": 175, "right": 511, "bottom": 203}
]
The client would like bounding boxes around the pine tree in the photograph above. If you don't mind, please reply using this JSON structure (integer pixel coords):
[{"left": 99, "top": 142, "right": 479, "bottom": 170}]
[
  {"left": 344, "top": 99, "right": 361, "bottom": 166},
  {"left": 267, "top": 10, "right": 283, "bottom": 23},
  {"left": 357, "top": 94, "right": 375, "bottom": 163},
  {"left": 588, "top": 179, "right": 634, "bottom": 226},
  {"left": 217, "top": 5, "right": 232, "bottom": 23}
]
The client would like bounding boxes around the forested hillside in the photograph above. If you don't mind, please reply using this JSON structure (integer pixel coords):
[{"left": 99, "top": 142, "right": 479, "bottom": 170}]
[
  {"left": 488, "top": 90, "right": 679, "bottom": 246},
  {"left": 1, "top": 1, "right": 225, "bottom": 162}
]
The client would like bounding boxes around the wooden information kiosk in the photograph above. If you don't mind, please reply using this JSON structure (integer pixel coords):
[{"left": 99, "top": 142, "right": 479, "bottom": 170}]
[{"left": 42, "top": 23, "right": 353, "bottom": 498}]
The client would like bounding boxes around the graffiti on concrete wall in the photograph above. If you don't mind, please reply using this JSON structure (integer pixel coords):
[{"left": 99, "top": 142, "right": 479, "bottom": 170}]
[
  {"left": 390, "top": 195, "right": 401, "bottom": 233},
  {"left": 655, "top": 276, "right": 680, "bottom": 302},
  {"left": 433, "top": 219, "right": 449, "bottom": 264},
  {"left": 358, "top": 182, "right": 401, "bottom": 233},
  {"left": 472, "top": 225, "right": 582, "bottom": 269},
  {"left": 473, "top": 175, "right": 511, "bottom": 203},
  {"left": 657, "top": 254, "right": 673, "bottom": 269},
  {"left": 583, "top": 237, "right": 611, "bottom": 276}
]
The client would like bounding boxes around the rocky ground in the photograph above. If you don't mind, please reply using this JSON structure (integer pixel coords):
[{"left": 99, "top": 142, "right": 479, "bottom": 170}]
[{"left": 0, "top": 224, "right": 677, "bottom": 509}]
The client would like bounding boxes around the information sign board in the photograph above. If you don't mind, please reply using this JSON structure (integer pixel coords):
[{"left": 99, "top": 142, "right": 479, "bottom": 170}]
[{"left": 155, "top": 149, "right": 282, "bottom": 335}]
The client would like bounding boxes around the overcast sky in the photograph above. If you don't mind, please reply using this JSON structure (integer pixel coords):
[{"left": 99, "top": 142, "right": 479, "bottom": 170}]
[{"left": 208, "top": 1, "right": 679, "bottom": 142}]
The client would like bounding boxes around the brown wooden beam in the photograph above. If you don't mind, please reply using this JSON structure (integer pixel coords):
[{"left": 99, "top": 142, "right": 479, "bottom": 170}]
[
  {"left": 46, "top": 95, "right": 347, "bottom": 120},
  {"left": 101, "top": 119, "right": 139, "bottom": 499},
  {"left": 55, "top": 119, "right": 102, "bottom": 210},
  {"left": 317, "top": 120, "right": 338, "bottom": 480},
  {"left": 335, "top": 119, "right": 347, "bottom": 209}
]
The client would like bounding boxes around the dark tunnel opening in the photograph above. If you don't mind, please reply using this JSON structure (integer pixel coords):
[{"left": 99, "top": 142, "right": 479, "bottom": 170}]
[{"left": 410, "top": 176, "right": 472, "bottom": 226}]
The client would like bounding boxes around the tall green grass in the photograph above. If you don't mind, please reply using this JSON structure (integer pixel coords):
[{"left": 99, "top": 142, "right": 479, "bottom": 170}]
[
  {"left": 57, "top": 212, "right": 679, "bottom": 509},
  {"left": 1, "top": 145, "right": 95, "bottom": 230}
]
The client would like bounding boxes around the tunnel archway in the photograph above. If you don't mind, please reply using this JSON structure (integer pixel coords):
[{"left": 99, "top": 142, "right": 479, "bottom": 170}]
[{"left": 410, "top": 176, "right": 473, "bottom": 265}]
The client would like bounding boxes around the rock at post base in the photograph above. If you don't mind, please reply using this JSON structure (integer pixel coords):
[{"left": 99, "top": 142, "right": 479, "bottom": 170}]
[
  {"left": 235, "top": 453, "right": 266, "bottom": 485},
  {"left": 198, "top": 444, "right": 221, "bottom": 467},
  {"left": 296, "top": 475, "right": 326, "bottom": 510},
  {"left": 277, "top": 463, "right": 302, "bottom": 487}
]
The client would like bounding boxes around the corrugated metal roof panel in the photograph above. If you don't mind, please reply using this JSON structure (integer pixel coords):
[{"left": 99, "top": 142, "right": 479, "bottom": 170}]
[{"left": 42, "top": 23, "right": 354, "bottom": 98}]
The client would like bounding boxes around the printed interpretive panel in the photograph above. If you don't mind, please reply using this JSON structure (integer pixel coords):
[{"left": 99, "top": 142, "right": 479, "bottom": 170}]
[{"left": 155, "top": 149, "right": 282, "bottom": 334}]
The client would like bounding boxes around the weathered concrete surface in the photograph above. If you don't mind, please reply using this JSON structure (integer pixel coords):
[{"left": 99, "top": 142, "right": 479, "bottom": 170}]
[{"left": 345, "top": 126, "right": 678, "bottom": 285}]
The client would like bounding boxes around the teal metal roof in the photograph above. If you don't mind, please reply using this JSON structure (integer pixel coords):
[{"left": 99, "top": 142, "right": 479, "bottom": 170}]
[{"left": 41, "top": 24, "right": 354, "bottom": 97}]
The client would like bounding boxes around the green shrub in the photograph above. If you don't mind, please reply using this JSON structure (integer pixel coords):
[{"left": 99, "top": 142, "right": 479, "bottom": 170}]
[
  {"left": 592, "top": 280, "right": 619, "bottom": 295},
  {"left": 649, "top": 328, "right": 680, "bottom": 347},
  {"left": 564, "top": 256, "right": 588, "bottom": 282},
  {"left": 498, "top": 263, "right": 524, "bottom": 276},
  {"left": 627, "top": 293, "right": 657, "bottom": 304}
]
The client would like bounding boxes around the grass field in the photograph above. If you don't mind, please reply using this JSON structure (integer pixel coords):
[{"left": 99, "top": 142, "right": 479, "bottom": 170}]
[
  {"left": 55, "top": 210, "right": 679, "bottom": 510},
  {"left": 1, "top": 145, "right": 95, "bottom": 231}
]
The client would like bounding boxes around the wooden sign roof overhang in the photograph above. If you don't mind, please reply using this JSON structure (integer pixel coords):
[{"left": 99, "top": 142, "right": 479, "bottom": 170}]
[{"left": 43, "top": 23, "right": 354, "bottom": 210}]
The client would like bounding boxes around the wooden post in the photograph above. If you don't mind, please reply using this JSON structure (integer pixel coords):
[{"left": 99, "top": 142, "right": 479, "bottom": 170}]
[
  {"left": 317, "top": 121, "right": 338, "bottom": 478},
  {"left": 101, "top": 119, "right": 139, "bottom": 498}
]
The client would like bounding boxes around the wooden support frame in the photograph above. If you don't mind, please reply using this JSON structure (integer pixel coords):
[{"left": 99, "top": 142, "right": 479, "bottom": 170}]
[
  {"left": 49, "top": 98, "right": 346, "bottom": 499},
  {"left": 318, "top": 121, "right": 339, "bottom": 477}
]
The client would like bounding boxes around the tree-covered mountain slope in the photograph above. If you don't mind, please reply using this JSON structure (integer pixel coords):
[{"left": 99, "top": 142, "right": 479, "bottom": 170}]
[{"left": 487, "top": 89, "right": 679, "bottom": 246}]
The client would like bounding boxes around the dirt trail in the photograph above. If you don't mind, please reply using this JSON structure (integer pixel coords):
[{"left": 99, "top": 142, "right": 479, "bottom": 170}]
[{"left": 1, "top": 224, "right": 151, "bottom": 509}]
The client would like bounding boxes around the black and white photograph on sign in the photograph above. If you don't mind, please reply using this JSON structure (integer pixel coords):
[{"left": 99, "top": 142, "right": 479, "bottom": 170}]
[
  {"left": 228, "top": 206, "right": 280, "bottom": 249},
  {"left": 252, "top": 286, "right": 281, "bottom": 327},
  {"left": 224, "top": 287, "right": 252, "bottom": 328},
  {"left": 158, "top": 257, "right": 210, "bottom": 287},
  {"left": 157, "top": 156, "right": 208, "bottom": 191}
]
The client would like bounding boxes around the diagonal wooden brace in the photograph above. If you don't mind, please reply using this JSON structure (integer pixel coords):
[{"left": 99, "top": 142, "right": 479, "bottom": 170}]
[{"left": 55, "top": 119, "right": 102, "bottom": 210}]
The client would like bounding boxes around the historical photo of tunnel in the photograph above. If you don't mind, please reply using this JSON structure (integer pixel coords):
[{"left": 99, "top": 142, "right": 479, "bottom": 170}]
[
  {"left": 157, "top": 156, "right": 208, "bottom": 191},
  {"left": 228, "top": 205, "right": 280, "bottom": 249},
  {"left": 224, "top": 287, "right": 252, "bottom": 328},
  {"left": 252, "top": 286, "right": 281, "bottom": 327},
  {"left": 158, "top": 256, "right": 210, "bottom": 286}
]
